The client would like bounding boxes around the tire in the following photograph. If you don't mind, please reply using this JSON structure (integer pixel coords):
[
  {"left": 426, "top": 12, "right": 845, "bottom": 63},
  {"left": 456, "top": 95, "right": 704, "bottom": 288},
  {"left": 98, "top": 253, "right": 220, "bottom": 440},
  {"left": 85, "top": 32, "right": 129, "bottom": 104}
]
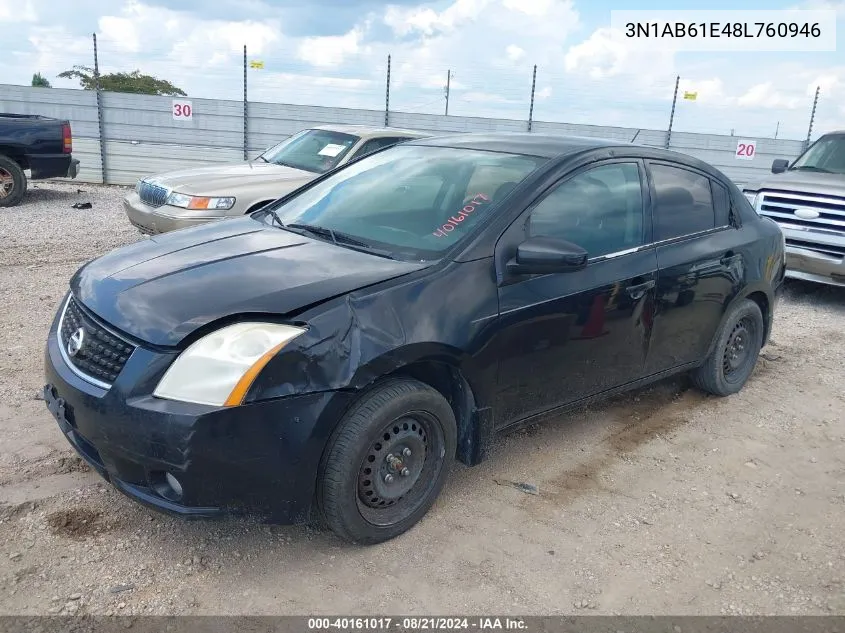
[
  {"left": 691, "top": 299, "right": 764, "bottom": 397},
  {"left": 0, "top": 155, "right": 27, "bottom": 208},
  {"left": 317, "top": 378, "right": 457, "bottom": 545}
]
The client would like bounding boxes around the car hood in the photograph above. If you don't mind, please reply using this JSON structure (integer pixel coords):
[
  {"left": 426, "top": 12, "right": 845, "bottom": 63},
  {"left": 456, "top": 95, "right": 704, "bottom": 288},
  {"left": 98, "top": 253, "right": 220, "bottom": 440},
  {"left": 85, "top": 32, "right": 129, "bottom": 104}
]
[
  {"left": 144, "top": 162, "right": 316, "bottom": 196},
  {"left": 70, "top": 218, "right": 427, "bottom": 347},
  {"left": 744, "top": 170, "right": 845, "bottom": 197}
]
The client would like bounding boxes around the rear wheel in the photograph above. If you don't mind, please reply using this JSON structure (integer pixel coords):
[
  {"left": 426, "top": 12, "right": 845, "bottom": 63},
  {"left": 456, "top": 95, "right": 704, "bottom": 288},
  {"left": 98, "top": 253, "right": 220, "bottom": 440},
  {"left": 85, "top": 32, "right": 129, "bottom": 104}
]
[
  {"left": 691, "top": 299, "right": 764, "bottom": 396},
  {"left": 0, "top": 155, "right": 26, "bottom": 208},
  {"left": 317, "top": 379, "right": 456, "bottom": 544}
]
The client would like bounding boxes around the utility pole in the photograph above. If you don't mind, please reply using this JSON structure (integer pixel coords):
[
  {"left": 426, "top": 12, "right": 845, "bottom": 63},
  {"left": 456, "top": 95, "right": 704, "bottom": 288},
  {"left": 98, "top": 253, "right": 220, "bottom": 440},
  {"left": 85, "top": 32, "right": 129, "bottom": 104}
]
[
  {"left": 774, "top": 121, "right": 780, "bottom": 139},
  {"left": 444, "top": 70, "right": 452, "bottom": 116}
]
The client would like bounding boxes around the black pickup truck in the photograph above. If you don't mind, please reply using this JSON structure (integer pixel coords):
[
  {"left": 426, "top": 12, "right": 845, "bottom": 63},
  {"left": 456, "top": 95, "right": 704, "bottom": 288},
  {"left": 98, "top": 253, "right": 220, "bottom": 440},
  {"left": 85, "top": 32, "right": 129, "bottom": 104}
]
[{"left": 0, "top": 114, "right": 81, "bottom": 207}]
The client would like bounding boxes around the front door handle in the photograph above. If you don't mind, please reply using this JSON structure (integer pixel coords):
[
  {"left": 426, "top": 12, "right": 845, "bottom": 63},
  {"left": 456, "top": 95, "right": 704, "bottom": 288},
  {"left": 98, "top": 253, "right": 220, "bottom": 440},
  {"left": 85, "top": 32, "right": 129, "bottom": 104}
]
[{"left": 626, "top": 280, "right": 656, "bottom": 300}]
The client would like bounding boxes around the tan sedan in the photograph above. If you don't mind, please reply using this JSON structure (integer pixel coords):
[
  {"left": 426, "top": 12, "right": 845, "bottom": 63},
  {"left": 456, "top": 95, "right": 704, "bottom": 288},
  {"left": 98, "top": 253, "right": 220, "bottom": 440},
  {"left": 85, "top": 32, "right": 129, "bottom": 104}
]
[{"left": 123, "top": 125, "right": 429, "bottom": 234}]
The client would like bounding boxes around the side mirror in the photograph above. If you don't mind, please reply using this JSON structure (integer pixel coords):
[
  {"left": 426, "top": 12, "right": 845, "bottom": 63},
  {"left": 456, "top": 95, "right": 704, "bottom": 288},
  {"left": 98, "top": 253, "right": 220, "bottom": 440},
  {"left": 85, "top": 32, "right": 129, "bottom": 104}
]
[
  {"left": 771, "top": 159, "right": 789, "bottom": 174},
  {"left": 506, "top": 236, "right": 588, "bottom": 275}
]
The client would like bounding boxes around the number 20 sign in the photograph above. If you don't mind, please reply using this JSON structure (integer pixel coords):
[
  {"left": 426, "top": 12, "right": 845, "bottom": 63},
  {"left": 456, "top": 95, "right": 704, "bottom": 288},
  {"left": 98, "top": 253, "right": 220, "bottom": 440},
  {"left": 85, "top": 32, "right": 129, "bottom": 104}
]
[
  {"left": 735, "top": 139, "right": 756, "bottom": 161},
  {"left": 172, "top": 99, "right": 193, "bottom": 121}
]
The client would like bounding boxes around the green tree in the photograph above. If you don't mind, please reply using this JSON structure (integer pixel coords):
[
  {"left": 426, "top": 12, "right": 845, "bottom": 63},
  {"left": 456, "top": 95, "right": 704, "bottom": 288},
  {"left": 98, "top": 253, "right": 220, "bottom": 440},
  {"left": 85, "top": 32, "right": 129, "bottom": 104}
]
[
  {"left": 31, "top": 72, "right": 52, "bottom": 88},
  {"left": 57, "top": 65, "right": 186, "bottom": 96}
]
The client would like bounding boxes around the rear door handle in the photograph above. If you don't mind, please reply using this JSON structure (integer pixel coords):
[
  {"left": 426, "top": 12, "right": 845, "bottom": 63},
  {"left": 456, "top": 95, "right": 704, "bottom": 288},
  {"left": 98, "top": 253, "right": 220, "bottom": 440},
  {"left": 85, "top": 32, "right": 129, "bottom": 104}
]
[{"left": 626, "top": 280, "right": 656, "bottom": 300}]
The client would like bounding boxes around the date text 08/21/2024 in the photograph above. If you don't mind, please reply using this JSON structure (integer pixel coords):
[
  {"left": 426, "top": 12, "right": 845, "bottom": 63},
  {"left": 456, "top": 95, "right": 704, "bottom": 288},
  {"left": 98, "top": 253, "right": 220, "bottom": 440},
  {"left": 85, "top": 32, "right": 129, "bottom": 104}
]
[
  {"left": 624, "top": 22, "right": 822, "bottom": 38},
  {"left": 307, "top": 617, "right": 528, "bottom": 630}
]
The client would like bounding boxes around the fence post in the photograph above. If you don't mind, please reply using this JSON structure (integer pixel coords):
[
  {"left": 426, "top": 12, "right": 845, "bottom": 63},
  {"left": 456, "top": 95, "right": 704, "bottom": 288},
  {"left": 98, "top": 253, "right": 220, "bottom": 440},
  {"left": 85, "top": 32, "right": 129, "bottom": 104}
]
[
  {"left": 384, "top": 54, "right": 391, "bottom": 127},
  {"left": 665, "top": 75, "right": 680, "bottom": 149},
  {"left": 805, "top": 85, "right": 820, "bottom": 151},
  {"left": 243, "top": 45, "right": 248, "bottom": 160},
  {"left": 444, "top": 70, "right": 452, "bottom": 116},
  {"left": 527, "top": 64, "right": 537, "bottom": 132},
  {"left": 92, "top": 33, "right": 107, "bottom": 184}
]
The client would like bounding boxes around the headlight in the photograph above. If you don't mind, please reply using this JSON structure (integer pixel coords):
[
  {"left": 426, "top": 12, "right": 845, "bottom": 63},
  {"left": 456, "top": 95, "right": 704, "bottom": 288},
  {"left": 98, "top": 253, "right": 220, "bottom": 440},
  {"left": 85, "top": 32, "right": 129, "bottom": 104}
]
[
  {"left": 153, "top": 322, "right": 306, "bottom": 406},
  {"left": 166, "top": 192, "right": 236, "bottom": 210},
  {"left": 743, "top": 191, "right": 759, "bottom": 209}
]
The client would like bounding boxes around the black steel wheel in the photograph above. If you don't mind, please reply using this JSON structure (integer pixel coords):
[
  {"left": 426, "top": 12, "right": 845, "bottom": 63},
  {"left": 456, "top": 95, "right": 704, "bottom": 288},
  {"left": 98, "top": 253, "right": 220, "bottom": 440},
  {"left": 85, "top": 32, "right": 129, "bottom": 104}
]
[
  {"left": 317, "top": 378, "right": 456, "bottom": 544},
  {"left": 722, "top": 316, "right": 758, "bottom": 384},
  {"left": 692, "top": 298, "right": 764, "bottom": 396}
]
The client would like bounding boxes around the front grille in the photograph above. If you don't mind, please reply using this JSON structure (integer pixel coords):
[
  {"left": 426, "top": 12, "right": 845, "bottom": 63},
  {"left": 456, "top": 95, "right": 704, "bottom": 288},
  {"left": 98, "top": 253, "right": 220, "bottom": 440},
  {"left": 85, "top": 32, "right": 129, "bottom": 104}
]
[
  {"left": 138, "top": 181, "right": 169, "bottom": 208},
  {"left": 59, "top": 297, "right": 135, "bottom": 386},
  {"left": 786, "top": 238, "right": 845, "bottom": 259},
  {"left": 759, "top": 191, "right": 845, "bottom": 233}
]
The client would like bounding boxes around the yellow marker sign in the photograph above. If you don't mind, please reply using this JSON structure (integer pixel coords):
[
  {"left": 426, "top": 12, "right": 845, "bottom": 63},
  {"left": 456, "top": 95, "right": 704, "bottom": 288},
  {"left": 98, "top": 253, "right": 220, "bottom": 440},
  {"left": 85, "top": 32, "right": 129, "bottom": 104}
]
[
  {"left": 249, "top": 60, "right": 265, "bottom": 69},
  {"left": 683, "top": 91, "right": 698, "bottom": 101}
]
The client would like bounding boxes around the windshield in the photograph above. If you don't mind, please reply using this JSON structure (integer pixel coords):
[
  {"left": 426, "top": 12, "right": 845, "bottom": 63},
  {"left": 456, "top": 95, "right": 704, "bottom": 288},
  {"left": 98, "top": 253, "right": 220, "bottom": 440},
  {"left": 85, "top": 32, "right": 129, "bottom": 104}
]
[
  {"left": 790, "top": 134, "right": 845, "bottom": 174},
  {"left": 260, "top": 144, "right": 545, "bottom": 260},
  {"left": 260, "top": 129, "right": 360, "bottom": 174}
]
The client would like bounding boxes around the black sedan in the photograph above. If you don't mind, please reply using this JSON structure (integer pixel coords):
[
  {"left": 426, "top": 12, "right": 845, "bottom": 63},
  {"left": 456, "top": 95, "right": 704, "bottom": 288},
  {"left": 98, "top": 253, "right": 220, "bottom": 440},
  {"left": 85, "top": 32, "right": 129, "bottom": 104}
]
[{"left": 43, "top": 133, "right": 786, "bottom": 544}]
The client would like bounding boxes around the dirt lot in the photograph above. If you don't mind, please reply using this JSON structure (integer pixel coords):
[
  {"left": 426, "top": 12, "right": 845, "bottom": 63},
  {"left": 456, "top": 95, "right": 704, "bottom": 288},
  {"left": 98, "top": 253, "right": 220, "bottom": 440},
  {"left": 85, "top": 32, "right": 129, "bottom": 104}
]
[{"left": 0, "top": 182, "right": 843, "bottom": 616}]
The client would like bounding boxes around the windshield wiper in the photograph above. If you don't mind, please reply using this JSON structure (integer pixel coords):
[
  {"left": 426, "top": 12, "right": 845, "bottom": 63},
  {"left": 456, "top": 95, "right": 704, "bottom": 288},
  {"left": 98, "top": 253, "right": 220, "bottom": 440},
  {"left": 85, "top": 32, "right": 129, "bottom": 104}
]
[
  {"left": 256, "top": 155, "right": 268, "bottom": 163},
  {"left": 286, "top": 222, "right": 338, "bottom": 245},
  {"left": 792, "top": 165, "right": 833, "bottom": 173},
  {"left": 285, "top": 223, "right": 395, "bottom": 259}
]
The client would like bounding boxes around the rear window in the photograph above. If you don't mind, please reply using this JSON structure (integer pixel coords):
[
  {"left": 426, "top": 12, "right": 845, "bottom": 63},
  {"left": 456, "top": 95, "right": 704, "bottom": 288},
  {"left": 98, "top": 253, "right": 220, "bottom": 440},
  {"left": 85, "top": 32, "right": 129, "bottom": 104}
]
[
  {"left": 651, "top": 164, "right": 716, "bottom": 241},
  {"left": 261, "top": 129, "right": 360, "bottom": 174}
]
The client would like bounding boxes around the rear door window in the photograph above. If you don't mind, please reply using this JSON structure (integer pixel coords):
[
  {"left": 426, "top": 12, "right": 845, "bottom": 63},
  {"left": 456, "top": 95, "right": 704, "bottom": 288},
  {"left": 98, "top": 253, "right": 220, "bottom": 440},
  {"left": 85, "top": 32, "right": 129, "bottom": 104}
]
[{"left": 649, "top": 164, "right": 716, "bottom": 241}]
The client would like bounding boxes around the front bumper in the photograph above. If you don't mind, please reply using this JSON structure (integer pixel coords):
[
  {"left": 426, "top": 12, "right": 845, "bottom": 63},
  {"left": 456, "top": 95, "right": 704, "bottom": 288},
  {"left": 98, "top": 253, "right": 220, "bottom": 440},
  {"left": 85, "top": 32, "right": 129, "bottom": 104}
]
[
  {"left": 123, "top": 192, "right": 227, "bottom": 235},
  {"left": 784, "top": 243, "right": 845, "bottom": 288},
  {"left": 43, "top": 301, "right": 352, "bottom": 523}
]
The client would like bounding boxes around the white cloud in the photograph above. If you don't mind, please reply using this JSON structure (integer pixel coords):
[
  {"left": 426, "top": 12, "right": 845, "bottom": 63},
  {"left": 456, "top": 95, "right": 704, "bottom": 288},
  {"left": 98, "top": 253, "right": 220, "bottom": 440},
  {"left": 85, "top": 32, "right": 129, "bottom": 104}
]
[
  {"left": 99, "top": 16, "right": 140, "bottom": 53},
  {"left": 501, "top": 0, "right": 553, "bottom": 16},
  {"left": 506, "top": 45, "right": 525, "bottom": 62},
  {"left": 564, "top": 27, "right": 675, "bottom": 81},
  {"left": 737, "top": 83, "right": 804, "bottom": 109},
  {"left": 0, "top": 0, "right": 38, "bottom": 23},
  {"left": 297, "top": 27, "right": 365, "bottom": 68},
  {"left": 0, "top": 0, "right": 36, "bottom": 22},
  {"left": 384, "top": 0, "right": 493, "bottom": 36}
]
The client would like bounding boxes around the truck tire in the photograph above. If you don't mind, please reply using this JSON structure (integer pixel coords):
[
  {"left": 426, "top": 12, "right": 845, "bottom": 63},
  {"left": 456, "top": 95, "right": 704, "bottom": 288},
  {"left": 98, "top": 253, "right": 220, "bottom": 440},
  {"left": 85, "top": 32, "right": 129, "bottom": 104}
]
[
  {"left": 0, "top": 155, "right": 27, "bottom": 208},
  {"left": 317, "top": 378, "right": 456, "bottom": 544},
  {"left": 691, "top": 299, "right": 764, "bottom": 397}
]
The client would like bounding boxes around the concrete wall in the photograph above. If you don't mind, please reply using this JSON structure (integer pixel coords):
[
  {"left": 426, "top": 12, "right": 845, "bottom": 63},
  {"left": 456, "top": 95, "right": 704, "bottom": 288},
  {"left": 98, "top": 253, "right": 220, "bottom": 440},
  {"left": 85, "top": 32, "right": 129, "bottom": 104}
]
[{"left": 1, "top": 84, "right": 807, "bottom": 187}]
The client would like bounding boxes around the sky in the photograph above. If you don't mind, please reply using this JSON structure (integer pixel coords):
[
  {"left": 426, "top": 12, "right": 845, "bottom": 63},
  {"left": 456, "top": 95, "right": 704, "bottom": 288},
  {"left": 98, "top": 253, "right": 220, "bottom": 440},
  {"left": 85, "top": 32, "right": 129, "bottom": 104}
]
[{"left": 1, "top": 0, "right": 844, "bottom": 140}]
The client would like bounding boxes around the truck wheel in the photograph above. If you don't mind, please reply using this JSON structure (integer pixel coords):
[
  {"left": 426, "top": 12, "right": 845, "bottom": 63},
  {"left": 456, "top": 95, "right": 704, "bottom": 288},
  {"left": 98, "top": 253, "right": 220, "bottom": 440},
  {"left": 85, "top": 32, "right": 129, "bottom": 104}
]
[
  {"left": 0, "top": 155, "right": 27, "bottom": 208},
  {"left": 691, "top": 299, "right": 764, "bottom": 397},
  {"left": 317, "top": 378, "right": 456, "bottom": 545}
]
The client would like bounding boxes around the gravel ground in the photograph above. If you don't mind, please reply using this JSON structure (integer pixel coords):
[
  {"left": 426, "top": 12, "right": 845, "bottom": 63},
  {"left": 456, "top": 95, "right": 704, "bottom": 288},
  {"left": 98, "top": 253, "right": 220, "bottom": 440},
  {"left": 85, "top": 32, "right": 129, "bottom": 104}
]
[{"left": 0, "top": 181, "right": 844, "bottom": 616}]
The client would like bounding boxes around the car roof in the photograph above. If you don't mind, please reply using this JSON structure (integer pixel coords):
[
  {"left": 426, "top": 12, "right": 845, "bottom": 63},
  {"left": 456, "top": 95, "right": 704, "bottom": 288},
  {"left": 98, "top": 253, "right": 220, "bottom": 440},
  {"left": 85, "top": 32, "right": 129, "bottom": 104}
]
[
  {"left": 406, "top": 132, "right": 730, "bottom": 175},
  {"left": 407, "top": 133, "right": 623, "bottom": 158},
  {"left": 311, "top": 124, "right": 430, "bottom": 138}
]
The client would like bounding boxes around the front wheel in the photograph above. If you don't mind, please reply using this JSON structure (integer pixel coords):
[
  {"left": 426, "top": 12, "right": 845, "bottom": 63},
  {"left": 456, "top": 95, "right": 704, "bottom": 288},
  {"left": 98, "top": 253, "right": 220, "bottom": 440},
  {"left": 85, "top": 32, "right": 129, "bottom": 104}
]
[
  {"left": 317, "top": 379, "right": 456, "bottom": 544},
  {"left": 691, "top": 299, "right": 764, "bottom": 396}
]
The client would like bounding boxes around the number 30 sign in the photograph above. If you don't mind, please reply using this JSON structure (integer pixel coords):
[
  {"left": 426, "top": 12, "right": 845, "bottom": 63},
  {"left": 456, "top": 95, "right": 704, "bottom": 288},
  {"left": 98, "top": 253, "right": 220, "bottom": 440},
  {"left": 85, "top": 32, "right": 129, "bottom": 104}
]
[
  {"left": 172, "top": 99, "right": 193, "bottom": 121},
  {"left": 735, "top": 139, "right": 756, "bottom": 160}
]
